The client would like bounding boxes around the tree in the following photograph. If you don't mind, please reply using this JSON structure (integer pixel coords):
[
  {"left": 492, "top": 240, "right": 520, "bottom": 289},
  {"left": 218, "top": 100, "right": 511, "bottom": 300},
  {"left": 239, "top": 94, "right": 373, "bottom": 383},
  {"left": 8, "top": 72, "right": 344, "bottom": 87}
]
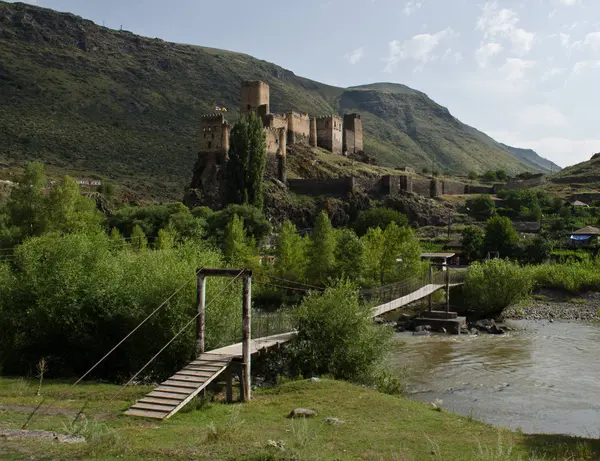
[
  {"left": 460, "top": 226, "right": 485, "bottom": 261},
  {"left": 483, "top": 170, "right": 497, "bottom": 181},
  {"left": 274, "top": 220, "right": 308, "bottom": 281},
  {"left": 45, "top": 176, "right": 102, "bottom": 234},
  {"left": 206, "top": 204, "right": 271, "bottom": 245},
  {"left": 109, "top": 227, "right": 126, "bottom": 250},
  {"left": 226, "top": 112, "right": 267, "bottom": 208},
  {"left": 130, "top": 224, "right": 148, "bottom": 250},
  {"left": 307, "top": 212, "right": 336, "bottom": 284},
  {"left": 496, "top": 169, "right": 509, "bottom": 182},
  {"left": 223, "top": 214, "right": 254, "bottom": 265},
  {"left": 468, "top": 171, "right": 478, "bottom": 181},
  {"left": 521, "top": 235, "right": 553, "bottom": 264},
  {"left": 155, "top": 228, "right": 174, "bottom": 250},
  {"left": 484, "top": 215, "right": 519, "bottom": 258},
  {"left": 353, "top": 207, "right": 409, "bottom": 236},
  {"left": 8, "top": 161, "right": 46, "bottom": 237},
  {"left": 334, "top": 229, "right": 365, "bottom": 283},
  {"left": 467, "top": 195, "right": 495, "bottom": 221}
]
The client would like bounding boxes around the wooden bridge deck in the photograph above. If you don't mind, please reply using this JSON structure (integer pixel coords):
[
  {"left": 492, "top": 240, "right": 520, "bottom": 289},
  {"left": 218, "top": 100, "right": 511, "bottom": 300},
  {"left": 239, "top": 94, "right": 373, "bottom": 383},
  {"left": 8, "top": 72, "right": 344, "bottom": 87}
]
[
  {"left": 371, "top": 283, "right": 462, "bottom": 317},
  {"left": 125, "top": 332, "right": 296, "bottom": 419}
]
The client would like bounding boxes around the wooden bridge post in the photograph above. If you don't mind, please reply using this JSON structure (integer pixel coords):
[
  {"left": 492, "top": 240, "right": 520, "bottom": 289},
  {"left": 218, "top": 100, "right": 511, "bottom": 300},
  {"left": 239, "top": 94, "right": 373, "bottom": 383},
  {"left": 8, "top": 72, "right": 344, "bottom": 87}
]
[
  {"left": 196, "top": 274, "right": 206, "bottom": 356},
  {"left": 241, "top": 272, "right": 252, "bottom": 402},
  {"left": 428, "top": 264, "right": 433, "bottom": 311},
  {"left": 445, "top": 268, "right": 450, "bottom": 313}
]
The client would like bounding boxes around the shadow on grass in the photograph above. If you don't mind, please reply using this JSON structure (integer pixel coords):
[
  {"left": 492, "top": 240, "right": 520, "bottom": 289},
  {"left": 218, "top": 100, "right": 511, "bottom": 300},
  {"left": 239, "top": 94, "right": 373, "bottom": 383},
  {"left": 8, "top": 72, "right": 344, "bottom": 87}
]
[{"left": 522, "top": 433, "right": 600, "bottom": 460}]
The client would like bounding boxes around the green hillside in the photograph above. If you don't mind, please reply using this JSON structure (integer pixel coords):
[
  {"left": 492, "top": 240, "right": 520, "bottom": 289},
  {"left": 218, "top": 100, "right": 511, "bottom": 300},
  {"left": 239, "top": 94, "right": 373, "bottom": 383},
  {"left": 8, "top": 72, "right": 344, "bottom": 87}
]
[
  {"left": 0, "top": 1, "right": 556, "bottom": 200},
  {"left": 544, "top": 153, "right": 600, "bottom": 198}
]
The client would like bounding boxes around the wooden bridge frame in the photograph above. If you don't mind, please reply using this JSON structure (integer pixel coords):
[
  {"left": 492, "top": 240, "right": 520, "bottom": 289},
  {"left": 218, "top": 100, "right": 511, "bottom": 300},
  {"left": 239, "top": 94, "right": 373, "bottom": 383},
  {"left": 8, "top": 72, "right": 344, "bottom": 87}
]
[{"left": 196, "top": 268, "right": 252, "bottom": 402}]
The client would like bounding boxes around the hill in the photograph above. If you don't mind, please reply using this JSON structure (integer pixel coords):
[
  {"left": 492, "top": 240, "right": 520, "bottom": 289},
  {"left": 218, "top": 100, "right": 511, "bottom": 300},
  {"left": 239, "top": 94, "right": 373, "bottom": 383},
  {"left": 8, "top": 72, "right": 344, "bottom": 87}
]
[
  {"left": 544, "top": 153, "right": 600, "bottom": 200},
  {"left": 0, "top": 1, "right": 557, "bottom": 201}
]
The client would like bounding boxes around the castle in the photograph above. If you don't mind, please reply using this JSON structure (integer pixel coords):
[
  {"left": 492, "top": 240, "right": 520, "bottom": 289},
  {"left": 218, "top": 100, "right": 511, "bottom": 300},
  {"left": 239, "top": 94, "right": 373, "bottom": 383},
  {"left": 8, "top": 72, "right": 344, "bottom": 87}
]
[{"left": 198, "top": 81, "right": 364, "bottom": 168}]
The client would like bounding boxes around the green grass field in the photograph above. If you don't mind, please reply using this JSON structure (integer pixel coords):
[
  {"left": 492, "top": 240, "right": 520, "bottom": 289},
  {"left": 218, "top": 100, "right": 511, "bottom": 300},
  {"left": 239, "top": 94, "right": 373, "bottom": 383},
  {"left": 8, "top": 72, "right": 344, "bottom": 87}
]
[{"left": 0, "top": 378, "right": 598, "bottom": 460}]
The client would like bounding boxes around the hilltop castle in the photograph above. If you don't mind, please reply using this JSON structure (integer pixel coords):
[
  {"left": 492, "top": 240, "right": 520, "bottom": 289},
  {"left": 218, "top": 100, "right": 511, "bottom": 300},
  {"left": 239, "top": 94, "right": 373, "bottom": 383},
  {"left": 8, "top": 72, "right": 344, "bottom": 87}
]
[{"left": 198, "top": 81, "right": 363, "bottom": 165}]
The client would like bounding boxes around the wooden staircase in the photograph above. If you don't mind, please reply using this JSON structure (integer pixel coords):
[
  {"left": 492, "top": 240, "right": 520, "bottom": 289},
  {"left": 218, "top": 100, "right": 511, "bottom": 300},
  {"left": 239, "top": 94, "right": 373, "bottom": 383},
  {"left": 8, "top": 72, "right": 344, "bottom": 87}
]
[{"left": 125, "top": 353, "right": 232, "bottom": 420}]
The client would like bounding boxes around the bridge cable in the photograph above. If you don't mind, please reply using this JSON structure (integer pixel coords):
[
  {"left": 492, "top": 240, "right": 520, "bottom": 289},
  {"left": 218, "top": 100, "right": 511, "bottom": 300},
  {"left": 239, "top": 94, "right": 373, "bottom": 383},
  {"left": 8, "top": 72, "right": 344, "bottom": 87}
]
[
  {"left": 108, "top": 269, "right": 245, "bottom": 402},
  {"left": 25, "top": 267, "right": 203, "bottom": 428}
]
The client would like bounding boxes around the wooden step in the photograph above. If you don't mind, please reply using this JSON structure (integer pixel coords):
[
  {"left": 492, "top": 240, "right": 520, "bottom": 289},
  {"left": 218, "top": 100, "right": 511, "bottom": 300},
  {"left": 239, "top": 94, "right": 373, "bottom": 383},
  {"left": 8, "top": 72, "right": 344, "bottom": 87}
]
[
  {"left": 139, "top": 397, "right": 182, "bottom": 406},
  {"left": 171, "top": 374, "right": 210, "bottom": 383},
  {"left": 185, "top": 363, "right": 226, "bottom": 371},
  {"left": 162, "top": 380, "right": 202, "bottom": 389},
  {"left": 176, "top": 370, "right": 214, "bottom": 378},
  {"left": 147, "top": 391, "right": 186, "bottom": 400},
  {"left": 155, "top": 385, "right": 194, "bottom": 395},
  {"left": 132, "top": 402, "right": 174, "bottom": 412},
  {"left": 125, "top": 408, "right": 168, "bottom": 419}
]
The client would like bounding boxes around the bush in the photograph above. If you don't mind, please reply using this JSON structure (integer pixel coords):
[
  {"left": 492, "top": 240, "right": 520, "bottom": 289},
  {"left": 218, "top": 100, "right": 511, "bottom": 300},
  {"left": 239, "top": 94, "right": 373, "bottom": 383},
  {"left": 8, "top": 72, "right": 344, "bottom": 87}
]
[
  {"left": 464, "top": 259, "right": 532, "bottom": 316},
  {"left": 468, "top": 171, "right": 478, "bottom": 180},
  {"left": 529, "top": 260, "right": 600, "bottom": 293},
  {"left": 109, "top": 203, "right": 192, "bottom": 239},
  {"left": 483, "top": 170, "right": 497, "bottom": 181},
  {"left": 288, "top": 280, "right": 391, "bottom": 382},
  {"left": 206, "top": 204, "right": 271, "bottom": 245},
  {"left": 460, "top": 226, "right": 484, "bottom": 261},
  {"left": 484, "top": 215, "right": 519, "bottom": 258},
  {"left": 353, "top": 207, "right": 409, "bottom": 237},
  {"left": 467, "top": 195, "right": 495, "bottom": 221},
  {"left": 0, "top": 232, "right": 242, "bottom": 380}
]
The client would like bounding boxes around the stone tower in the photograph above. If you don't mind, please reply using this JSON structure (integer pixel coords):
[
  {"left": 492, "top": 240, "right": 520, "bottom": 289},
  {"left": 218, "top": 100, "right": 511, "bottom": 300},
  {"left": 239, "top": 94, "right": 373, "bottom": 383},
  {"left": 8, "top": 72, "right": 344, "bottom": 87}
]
[
  {"left": 200, "top": 114, "right": 230, "bottom": 162},
  {"left": 343, "top": 113, "right": 363, "bottom": 154},
  {"left": 240, "top": 81, "right": 270, "bottom": 117},
  {"left": 316, "top": 115, "right": 343, "bottom": 154},
  {"left": 309, "top": 117, "right": 317, "bottom": 147}
]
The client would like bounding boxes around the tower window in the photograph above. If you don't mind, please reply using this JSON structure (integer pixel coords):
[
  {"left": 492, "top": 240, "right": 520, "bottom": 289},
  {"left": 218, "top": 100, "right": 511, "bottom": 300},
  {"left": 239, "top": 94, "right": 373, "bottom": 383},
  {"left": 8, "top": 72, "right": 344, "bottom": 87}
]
[{"left": 208, "top": 141, "right": 212, "bottom": 149}]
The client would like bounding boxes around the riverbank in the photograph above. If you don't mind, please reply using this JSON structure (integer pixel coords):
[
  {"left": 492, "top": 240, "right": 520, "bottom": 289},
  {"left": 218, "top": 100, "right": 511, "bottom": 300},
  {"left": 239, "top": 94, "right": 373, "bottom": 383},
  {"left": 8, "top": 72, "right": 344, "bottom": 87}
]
[
  {"left": 0, "top": 377, "right": 599, "bottom": 460},
  {"left": 504, "top": 290, "right": 600, "bottom": 321}
]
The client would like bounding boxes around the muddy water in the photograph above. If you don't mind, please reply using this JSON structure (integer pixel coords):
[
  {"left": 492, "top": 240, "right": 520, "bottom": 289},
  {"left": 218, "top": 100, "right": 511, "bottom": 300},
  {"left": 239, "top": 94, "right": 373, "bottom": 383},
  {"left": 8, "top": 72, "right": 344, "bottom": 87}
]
[{"left": 388, "top": 320, "right": 600, "bottom": 437}]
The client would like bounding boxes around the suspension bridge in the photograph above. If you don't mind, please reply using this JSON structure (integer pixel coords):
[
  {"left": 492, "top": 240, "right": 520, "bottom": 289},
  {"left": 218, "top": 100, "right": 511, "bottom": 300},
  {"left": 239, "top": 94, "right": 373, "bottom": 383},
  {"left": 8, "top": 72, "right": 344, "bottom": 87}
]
[{"left": 125, "top": 266, "right": 465, "bottom": 419}]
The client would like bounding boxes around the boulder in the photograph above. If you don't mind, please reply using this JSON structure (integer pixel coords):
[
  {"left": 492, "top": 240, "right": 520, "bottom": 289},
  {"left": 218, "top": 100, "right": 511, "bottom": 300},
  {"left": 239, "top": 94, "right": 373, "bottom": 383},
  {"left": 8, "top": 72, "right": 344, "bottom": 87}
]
[
  {"left": 288, "top": 408, "right": 317, "bottom": 418},
  {"left": 415, "top": 325, "right": 432, "bottom": 332},
  {"left": 474, "top": 319, "right": 495, "bottom": 331}
]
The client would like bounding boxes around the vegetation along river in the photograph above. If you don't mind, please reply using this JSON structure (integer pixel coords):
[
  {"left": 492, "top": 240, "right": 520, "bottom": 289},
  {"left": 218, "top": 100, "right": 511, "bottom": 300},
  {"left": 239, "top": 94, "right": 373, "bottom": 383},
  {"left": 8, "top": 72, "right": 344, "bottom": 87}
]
[{"left": 388, "top": 320, "right": 600, "bottom": 437}]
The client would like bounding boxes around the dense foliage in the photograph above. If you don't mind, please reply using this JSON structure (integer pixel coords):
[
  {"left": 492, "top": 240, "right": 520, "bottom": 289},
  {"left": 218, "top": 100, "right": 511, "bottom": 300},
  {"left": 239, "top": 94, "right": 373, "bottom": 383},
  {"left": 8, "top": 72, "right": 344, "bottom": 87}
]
[{"left": 353, "top": 208, "right": 409, "bottom": 237}]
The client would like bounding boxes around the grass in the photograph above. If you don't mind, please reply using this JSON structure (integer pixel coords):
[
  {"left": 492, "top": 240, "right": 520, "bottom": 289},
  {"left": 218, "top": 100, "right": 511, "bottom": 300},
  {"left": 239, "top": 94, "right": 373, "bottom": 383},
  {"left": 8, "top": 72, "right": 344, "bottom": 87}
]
[{"left": 0, "top": 377, "right": 598, "bottom": 460}]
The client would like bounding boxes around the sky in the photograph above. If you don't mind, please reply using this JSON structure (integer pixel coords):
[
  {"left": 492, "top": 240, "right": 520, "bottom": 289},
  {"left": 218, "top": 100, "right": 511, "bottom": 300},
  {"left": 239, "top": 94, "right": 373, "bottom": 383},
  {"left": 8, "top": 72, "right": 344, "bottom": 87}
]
[{"left": 9, "top": 0, "right": 600, "bottom": 168}]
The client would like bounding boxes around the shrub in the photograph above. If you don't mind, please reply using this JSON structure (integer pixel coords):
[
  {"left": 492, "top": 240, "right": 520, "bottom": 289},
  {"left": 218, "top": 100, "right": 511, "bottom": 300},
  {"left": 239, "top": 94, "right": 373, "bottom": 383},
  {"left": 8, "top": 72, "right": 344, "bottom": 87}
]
[
  {"left": 468, "top": 171, "right": 478, "bottom": 180},
  {"left": 109, "top": 202, "right": 191, "bottom": 239},
  {"left": 464, "top": 259, "right": 532, "bottom": 316},
  {"left": 484, "top": 215, "right": 519, "bottom": 258},
  {"left": 288, "top": 280, "right": 391, "bottom": 382},
  {"left": 353, "top": 207, "right": 409, "bottom": 237},
  {"left": 495, "top": 169, "right": 508, "bottom": 182},
  {"left": 0, "top": 232, "right": 242, "bottom": 380},
  {"left": 206, "top": 204, "right": 271, "bottom": 245},
  {"left": 529, "top": 260, "right": 600, "bottom": 293},
  {"left": 467, "top": 195, "right": 495, "bottom": 221},
  {"left": 483, "top": 170, "right": 497, "bottom": 181}
]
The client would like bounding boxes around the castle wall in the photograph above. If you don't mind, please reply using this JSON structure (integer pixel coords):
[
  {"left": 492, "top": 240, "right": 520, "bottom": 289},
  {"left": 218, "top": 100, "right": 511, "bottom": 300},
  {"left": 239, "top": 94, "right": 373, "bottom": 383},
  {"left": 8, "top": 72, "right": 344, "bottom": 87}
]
[
  {"left": 287, "top": 177, "right": 353, "bottom": 196},
  {"left": 412, "top": 178, "right": 432, "bottom": 197},
  {"left": 263, "top": 113, "right": 288, "bottom": 130},
  {"left": 287, "top": 112, "right": 310, "bottom": 144},
  {"left": 309, "top": 117, "right": 317, "bottom": 147},
  {"left": 495, "top": 176, "right": 546, "bottom": 191},
  {"left": 241, "top": 81, "right": 270, "bottom": 115},
  {"left": 465, "top": 184, "right": 494, "bottom": 194},
  {"left": 265, "top": 128, "right": 286, "bottom": 155},
  {"left": 343, "top": 114, "right": 363, "bottom": 154},
  {"left": 316, "top": 115, "right": 343, "bottom": 154},
  {"left": 441, "top": 180, "right": 466, "bottom": 195},
  {"left": 200, "top": 114, "right": 230, "bottom": 162}
]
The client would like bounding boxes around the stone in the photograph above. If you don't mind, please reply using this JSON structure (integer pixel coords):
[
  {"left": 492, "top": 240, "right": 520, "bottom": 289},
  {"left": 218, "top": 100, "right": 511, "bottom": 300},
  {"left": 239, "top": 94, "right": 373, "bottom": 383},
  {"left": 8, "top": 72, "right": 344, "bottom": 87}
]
[
  {"left": 469, "top": 328, "right": 479, "bottom": 336},
  {"left": 323, "top": 417, "right": 344, "bottom": 425},
  {"left": 415, "top": 325, "right": 432, "bottom": 332},
  {"left": 311, "top": 377, "right": 320, "bottom": 383},
  {"left": 413, "top": 330, "right": 431, "bottom": 336},
  {"left": 474, "top": 319, "right": 495, "bottom": 331},
  {"left": 288, "top": 408, "right": 317, "bottom": 418},
  {"left": 488, "top": 324, "right": 505, "bottom": 335},
  {"left": 395, "top": 325, "right": 406, "bottom": 333}
]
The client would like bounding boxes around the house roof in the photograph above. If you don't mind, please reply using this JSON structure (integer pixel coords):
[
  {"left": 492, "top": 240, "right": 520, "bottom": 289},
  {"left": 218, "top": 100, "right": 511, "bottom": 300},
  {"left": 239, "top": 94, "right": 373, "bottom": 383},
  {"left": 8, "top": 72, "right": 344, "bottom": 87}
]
[
  {"left": 571, "top": 226, "right": 600, "bottom": 235},
  {"left": 571, "top": 200, "right": 589, "bottom": 207},
  {"left": 420, "top": 252, "right": 456, "bottom": 259}
]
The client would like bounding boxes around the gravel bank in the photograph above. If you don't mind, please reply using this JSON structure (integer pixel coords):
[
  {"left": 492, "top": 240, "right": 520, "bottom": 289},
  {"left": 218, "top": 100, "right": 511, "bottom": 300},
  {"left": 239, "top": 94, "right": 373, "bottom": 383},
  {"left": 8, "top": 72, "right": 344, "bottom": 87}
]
[{"left": 504, "top": 291, "right": 600, "bottom": 321}]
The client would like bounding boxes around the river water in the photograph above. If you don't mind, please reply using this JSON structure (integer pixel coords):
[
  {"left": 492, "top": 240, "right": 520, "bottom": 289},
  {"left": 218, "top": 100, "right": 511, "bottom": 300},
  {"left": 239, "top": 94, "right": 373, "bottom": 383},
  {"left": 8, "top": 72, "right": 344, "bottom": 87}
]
[{"left": 388, "top": 320, "right": 600, "bottom": 437}]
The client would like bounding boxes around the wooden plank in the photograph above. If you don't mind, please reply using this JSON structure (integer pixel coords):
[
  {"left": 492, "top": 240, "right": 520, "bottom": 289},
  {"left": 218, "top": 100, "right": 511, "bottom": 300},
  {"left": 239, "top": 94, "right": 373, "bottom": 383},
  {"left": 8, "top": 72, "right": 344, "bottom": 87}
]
[
  {"left": 162, "top": 380, "right": 201, "bottom": 389},
  {"left": 132, "top": 403, "right": 174, "bottom": 412},
  {"left": 147, "top": 391, "right": 186, "bottom": 400},
  {"left": 189, "top": 358, "right": 231, "bottom": 365},
  {"left": 177, "top": 370, "right": 214, "bottom": 378},
  {"left": 125, "top": 409, "right": 167, "bottom": 419},
  {"left": 163, "top": 364, "right": 229, "bottom": 419},
  {"left": 169, "top": 372, "right": 214, "bottom": 383},
  {"left": 139, "top": 397, "right": 183, "bottom": 406},
  {"left": 185, "top": 362, "right": 228, "bottom": 370},
  {"left": 155, "top": 385, "right": 194, "bottom": 395}
]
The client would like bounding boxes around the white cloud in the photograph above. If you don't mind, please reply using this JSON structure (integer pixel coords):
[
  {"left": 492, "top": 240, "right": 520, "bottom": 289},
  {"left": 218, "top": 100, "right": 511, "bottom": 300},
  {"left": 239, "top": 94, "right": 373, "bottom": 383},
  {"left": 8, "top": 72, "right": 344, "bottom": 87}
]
[
  {"left": 584, "top": 32, "right": 600, "bottom": 52},
  {"left": 559, "top": 33, "right": 570, "bottom": 48},
  {"left": 541, "top": 67, "right": 567, "bottom": 81},
  {"left": 403, "top": 0, "right": 423, "bottom": 16},
  {"left": 475, "top": 42, "right": 503, "bottom": 68},
  {"left": 476, "top": 2, "right": 535, "bottom": 55},
  {"left": 518, "top": 104, "right": 567, "bottom": 127},
  {"left": 345, "top": 47, "right": 365, "bottom": 64},
  {"left": 559, "top": 0, "right": 577, "bottom": 5},
  {"left": 384, "top": 27, "right": 457, "bottom": 72},
  {"left": 443, "top": 48, "right": 463, "bottom": 63},
  {"left": 500, "top": 58, "right": 535, "bottom": 81},
  {"left": 571, "top": 60, "right": 600, "bottom": 76}
]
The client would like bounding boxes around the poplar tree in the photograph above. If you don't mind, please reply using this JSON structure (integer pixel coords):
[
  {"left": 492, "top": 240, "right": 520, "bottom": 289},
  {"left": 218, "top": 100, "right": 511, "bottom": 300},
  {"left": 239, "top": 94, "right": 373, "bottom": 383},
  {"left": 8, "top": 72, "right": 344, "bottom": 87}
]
[
  {"left": 226, "top": 112, "right": 267, "bottom": 209},
  {"left": 307, "top": 211, "right": 336, "bottom": 284},
  {"left": 131, "top": 224, "right": 147, "bottom": 250},
  {"left": 274, "top": 220, "right": 307, "bottom": 281}
]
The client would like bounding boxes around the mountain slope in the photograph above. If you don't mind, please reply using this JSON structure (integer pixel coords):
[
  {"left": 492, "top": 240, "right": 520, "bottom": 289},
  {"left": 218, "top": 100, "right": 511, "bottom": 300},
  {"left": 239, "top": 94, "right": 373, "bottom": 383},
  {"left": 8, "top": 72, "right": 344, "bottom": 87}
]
[
  {"left": 499, "top": 143, "right": 560, "bottom": 174},
  {"left": 0, "top": 1, "right": 554, "bottom": 200}
]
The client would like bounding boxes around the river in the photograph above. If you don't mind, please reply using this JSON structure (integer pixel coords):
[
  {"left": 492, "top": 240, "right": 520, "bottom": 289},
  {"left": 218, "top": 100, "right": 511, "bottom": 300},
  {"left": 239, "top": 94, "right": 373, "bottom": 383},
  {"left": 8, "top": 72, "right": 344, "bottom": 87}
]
[{"left": 388, "top": 320, "right": 600, "bottom": 437}]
